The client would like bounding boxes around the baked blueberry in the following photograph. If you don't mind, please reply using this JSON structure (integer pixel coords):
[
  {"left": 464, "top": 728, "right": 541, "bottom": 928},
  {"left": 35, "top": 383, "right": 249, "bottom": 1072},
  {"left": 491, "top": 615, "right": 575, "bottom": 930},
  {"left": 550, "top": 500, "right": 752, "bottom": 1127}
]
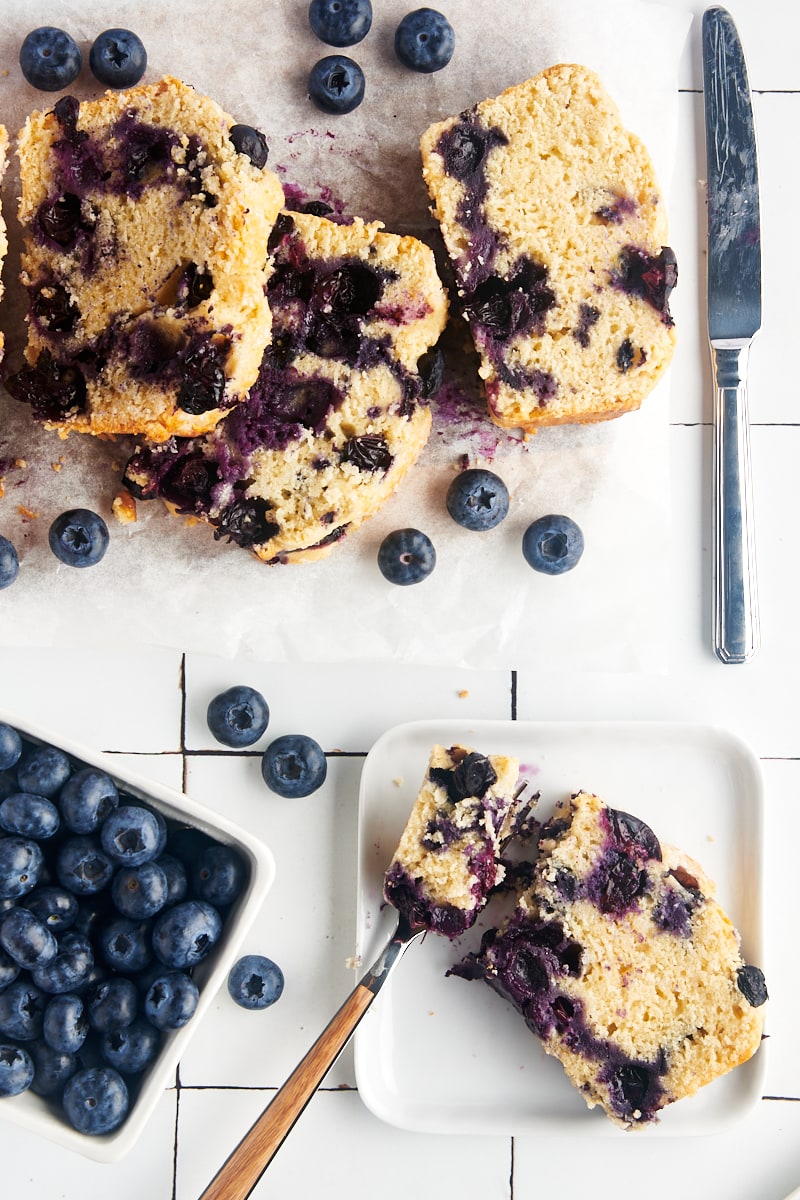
[
  {"left": 0, "top": 538, "right": 19, "bottom": 590},
  {"left": 89, "top": 29, "right": 147, "bottom": 88},
  {"left": 446, "top": 468, "right": 509, "bottom": 531},
  {"left": 522, "top": 515, "right": 584, "bottom": 575},
  {"left": 227, "top": 954, "right": 284, "bottom": 1009},
  {"left": 152, "top": 900, "right": 222, "bottom": 969},
  {"left": 394, "top": 8, "right": 455, "bottom": 73},
  {"left": 308, "top": 0, "right": 373, "bottom": 46},
  {"left": 144, "top": 970, "right": 199, "bottom": 1030},
  {"left": 308, "top": 55, "right": 365, "bottom": 115},
  {"left": 377, "top": 527, "right": 436, "bottom": 585},
  {"left": 229, "top": 124, "right": 270, "bottom": 169},
  {"left": 62, "top": 1065, "right": 129, "bottom": 1135},
  {"left": 49, "top": 508, "right": 109, "bottom": 568},
  {"left": 207, "top": 685, "right": 270, "bottom": 748},
  {"left": 19, "top": 27, "right": 82, "bottom": 92},
  {"left": 0, "top": 725, "right": 22, "bottom": 772},
  {"left": 59, "top": 767, "right": 119, "bottom": 834},
  {"left": 261, "top": 734, "right": 327, "bottom": 798},
  {"left": 0, "top": 1044, "right": 34, "bottom": 1097}
]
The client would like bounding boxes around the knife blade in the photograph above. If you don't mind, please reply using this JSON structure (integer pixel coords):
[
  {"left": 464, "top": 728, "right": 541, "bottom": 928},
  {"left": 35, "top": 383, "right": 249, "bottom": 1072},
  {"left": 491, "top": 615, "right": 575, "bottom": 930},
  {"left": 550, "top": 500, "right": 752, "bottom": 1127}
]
[{"left": 702, "top": 6, "right": 761, "bottom": 664}]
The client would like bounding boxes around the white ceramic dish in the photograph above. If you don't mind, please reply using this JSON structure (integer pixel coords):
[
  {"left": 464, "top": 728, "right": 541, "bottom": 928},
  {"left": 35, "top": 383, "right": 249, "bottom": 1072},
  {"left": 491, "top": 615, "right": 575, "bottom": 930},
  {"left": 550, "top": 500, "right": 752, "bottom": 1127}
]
[
  {"left": 0, "top": 707, "right": 275, "bottom": 1162},
  {"left": 354, "top": 719, "right": 766, "bottom": 1137}
]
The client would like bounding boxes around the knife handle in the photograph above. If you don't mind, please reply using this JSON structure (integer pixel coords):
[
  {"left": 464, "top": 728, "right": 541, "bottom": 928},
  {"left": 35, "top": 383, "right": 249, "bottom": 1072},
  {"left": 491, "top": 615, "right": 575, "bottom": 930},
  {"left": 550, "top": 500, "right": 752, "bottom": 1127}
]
[{"left": 710, "top": 341, "right": 760, "bottom": 664}]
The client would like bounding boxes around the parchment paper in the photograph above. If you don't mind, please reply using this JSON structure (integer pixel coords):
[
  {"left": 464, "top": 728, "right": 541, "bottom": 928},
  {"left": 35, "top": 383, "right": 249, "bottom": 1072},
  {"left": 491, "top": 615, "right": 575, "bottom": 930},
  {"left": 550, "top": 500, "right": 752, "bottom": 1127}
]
[{"left": 0, "top": 0, "right": 692, "bottom": 671}]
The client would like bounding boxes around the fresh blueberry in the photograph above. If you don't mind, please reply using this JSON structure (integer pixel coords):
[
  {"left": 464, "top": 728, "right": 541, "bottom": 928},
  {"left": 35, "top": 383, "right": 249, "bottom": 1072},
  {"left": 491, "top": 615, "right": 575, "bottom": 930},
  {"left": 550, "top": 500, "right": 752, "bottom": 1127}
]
[
  {"left": 0, "top": 538, "right": 19, "bottom": 590},
  {"left": 0, "top": 906, "right": 58, "bottom": 969},
  {"left": 111, "top": 860, "right": 169, "bottom": 920},
  {"left": 152, "top": 900, "right": 222, "bottom": 969},
  {"left": 0, "top": 726, "right": 22, "bottom": 773},
  {"left": 206, "top": 685, "right": 269, "bottom": 748},
  {"left": 394, "top": 8, "right": 455, "bottom": 73},
  {"left": 59, "top": 767, "right": 119, "bottom": 834},
  {"left": 100, "top": 1016, "right": 160, "bottom": 1075},
  {"left": 0, "top": 792, "right": 60, "bottom": 840},
  {"left": 62, "top": 1065, "right": 129, "bottom": 1135},
  {"left": 49, "top": 508, "right": 109, "bottom": 568},
  {"left": 0, "top": 947, "right": 20, "bottom": 992},
  {"left": 0, "top": 837, "right": 44, "bottom": 900},
  {"left": 19, "top": 27, "right": 82, "bottom": 92},
  {"left": 86, "top": 976, "right": 138, "bottom": 1033},
  {"left": 308, "top": 55, "right": 365, "bottom": 115},
  {"left": 154, "top": 854, "right": 188, "bottom": 905},
  {"left": 0, "top": 1043, "right": 34, "bottom": 1097},
  {"left": 32, "top": 931, "right": 94, "bottom": 994},
  {"left": 522, "top": 515, "right": 585, "bottom": 575},
  {"left": 22, "top": 885, "right": 79, "bottom": 932},
  {"left": 42, "top": 992, "right": 88, "bottom": 1053},
  {"left": 261, "top": 735, "right": 327, "bottom": 798},
  {"left": 737, "top": 964, "right": 768, "bottom": 1008},
  {"left": 97, "top": 916, "right": 153, "bottom": 974},
  {"left": 17, "top": 744, "right": 71, "bottom": 797},
  {"left": 144, "top": 971, "right": 199, "bottom": 1030},
  {"left": 191, "top": 845, "right": 247, "bottom": 906},
  {"left": 0, "top": 979, "right": 47, "bottom": 1040},
  {"left": 56, "top": 836, "right": 116, "bottom": 895},
  {"left": 229, "top": 124, "right": 270, "bottom": 169},
  {"left": 100, "top": 804, "right": 165, "bottom": 867},
  {"left": 446, "top": 468, "right": 509, "bottom": 531},
  {"left": 377, "top": 528, "right": 436, "bottom": 585},
  {"left": 89, "top": 29, "right": 147, "bottom": 88},
  {"left": 227, "top": 954, "right": 284, "bottom": 1010},
  {"left": 165, "top": 827, "right": 215, "bottom": 871},
  {"left": 308, "top": 0, "right": 373, "bottom": 46},
  {"left": 28, "top": 1038, "right": 78, "bottom": 1096}
]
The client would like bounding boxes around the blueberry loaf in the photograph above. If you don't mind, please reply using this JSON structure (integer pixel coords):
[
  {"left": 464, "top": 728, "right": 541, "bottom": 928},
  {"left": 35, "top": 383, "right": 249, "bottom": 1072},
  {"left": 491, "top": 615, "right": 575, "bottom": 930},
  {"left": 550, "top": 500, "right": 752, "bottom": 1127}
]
[
  {"left": 0, "top": 124, "right": 8, "bottom": 362},
  {"left": 420, "top": 64, "right": 677, "bottom": 430},
  {"left": 454, "top": 791, "right": 767, "bottom": 1127},
  {"left": 122, "top": 208, "right": 448, "bottom": 563},
  {"left": 7, "top": 76, "right": 284, "bottom": 441},
  {"left": 383, "top": 744, "right": 528, "bottom": 938}
]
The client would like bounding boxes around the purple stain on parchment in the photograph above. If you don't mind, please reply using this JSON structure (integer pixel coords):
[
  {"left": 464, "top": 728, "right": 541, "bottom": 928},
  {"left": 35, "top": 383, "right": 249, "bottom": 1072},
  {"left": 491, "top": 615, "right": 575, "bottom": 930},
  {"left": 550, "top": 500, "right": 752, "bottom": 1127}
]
[{"left": 431, "top": 379, "right": 526, "bottom": 459}]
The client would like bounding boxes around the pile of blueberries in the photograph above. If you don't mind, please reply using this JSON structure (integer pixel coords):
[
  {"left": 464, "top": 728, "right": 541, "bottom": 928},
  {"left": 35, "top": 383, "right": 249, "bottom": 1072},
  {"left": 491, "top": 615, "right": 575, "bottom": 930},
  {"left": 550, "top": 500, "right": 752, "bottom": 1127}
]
[
  {"left": 308, "top": 3, "right": 456, "bottom": 114},
  {"left": 0, "top": 721, "right": 255, "bottom": 1135}
]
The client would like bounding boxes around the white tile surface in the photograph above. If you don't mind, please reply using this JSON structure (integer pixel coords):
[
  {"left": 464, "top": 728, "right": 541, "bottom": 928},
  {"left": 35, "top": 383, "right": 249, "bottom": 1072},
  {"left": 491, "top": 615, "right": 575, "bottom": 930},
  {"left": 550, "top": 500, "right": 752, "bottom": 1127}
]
[{"left": 0, "top": 2, "right": 795, "bottom": 1197}]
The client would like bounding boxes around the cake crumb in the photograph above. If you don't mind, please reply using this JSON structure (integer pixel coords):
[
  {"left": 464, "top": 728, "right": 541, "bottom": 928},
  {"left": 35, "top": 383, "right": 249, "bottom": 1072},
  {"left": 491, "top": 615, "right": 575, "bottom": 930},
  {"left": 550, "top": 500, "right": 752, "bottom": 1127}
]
[
  {"left": 457, "top": 689, "right": 470, "bottom": 699},
  {"left": 345, "top": 955, "right": 362, "bottom": 971},
  {"left": 51, "top": 457, "right": 65, "bottom": 472},
  {"left": 17, "top": 505, "right": 38, "bottom": 520},
  {"left": 392, "top": 776, "right": 404, "bottom": 788},
  {"left": 112, "top": 490, "right": 137, "bottom": 525}
]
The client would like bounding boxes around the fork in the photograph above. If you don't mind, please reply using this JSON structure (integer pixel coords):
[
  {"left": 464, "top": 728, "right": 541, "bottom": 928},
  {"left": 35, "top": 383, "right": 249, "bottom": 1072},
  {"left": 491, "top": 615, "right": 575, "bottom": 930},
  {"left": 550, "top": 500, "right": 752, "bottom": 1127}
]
[{"left": 198, "top": 909, "right": 425, "bottom": 1200}]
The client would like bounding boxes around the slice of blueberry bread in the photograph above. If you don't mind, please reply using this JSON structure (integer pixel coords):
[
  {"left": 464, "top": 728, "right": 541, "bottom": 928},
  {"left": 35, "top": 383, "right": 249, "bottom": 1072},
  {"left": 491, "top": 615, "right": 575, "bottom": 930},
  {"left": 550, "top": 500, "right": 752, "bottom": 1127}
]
[
  {"left": 122, "top": 208, "right": 448, "bottom": 563},
  {"left": 7, "top": 76, "right": 284, "bottom": 441},
  {"left": 0, "top": 124, "right": 9, "bottom": 363},
  {"left": 383, "top": 744, "right": 528, "bottom": 938},
  {"left": 420, "top": 64, "right": 677, "bottom": 430},
  {"left": 454, "top": 791, "right": 766, "bottom": 1127}
]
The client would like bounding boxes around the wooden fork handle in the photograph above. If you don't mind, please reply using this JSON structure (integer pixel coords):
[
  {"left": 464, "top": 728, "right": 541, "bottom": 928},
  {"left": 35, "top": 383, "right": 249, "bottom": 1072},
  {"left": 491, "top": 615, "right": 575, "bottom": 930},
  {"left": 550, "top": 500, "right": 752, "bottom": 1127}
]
[{"left": 199, "top": 982, "right": 375, "bottom": 1200}]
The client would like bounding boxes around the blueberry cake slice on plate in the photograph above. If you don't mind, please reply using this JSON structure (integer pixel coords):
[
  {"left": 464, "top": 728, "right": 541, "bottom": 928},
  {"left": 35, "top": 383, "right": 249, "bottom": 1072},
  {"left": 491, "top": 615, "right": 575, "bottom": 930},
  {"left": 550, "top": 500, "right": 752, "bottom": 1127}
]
[
  {"left": 420, "top": 63, "right": 677, "bottom": 430},
  {"left": 7, "top": 76, "right": 284, "bottom": 441},
  {"left": 383, "top": 743, "right": 529, "bottom": 938},
  {"left": 122, "top": 208, "right": 448, "bottom": 563},
  {"left": 453, "top": 790, "right": 767, "bottom": 1127}
]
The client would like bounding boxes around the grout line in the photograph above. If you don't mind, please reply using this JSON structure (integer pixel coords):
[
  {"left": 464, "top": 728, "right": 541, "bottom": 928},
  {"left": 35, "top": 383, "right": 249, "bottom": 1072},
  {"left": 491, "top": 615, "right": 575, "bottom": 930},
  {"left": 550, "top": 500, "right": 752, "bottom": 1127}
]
[
  {"left": 509, "top": 1137, "right": 515, "bottom": 1199},
  {"left": 171, "top": 1065, "right": 181, "bottom": 1200},
  {"left": 510, "top": 670, "right": 518, "bottom": 721}
]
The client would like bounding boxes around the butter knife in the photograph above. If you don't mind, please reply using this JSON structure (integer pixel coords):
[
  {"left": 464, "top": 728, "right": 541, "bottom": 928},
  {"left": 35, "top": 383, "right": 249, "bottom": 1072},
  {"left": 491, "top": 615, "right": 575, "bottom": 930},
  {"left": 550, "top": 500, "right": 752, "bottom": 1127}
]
[{"left": 702, "top": 6, "right": 762, "bottom": 663}]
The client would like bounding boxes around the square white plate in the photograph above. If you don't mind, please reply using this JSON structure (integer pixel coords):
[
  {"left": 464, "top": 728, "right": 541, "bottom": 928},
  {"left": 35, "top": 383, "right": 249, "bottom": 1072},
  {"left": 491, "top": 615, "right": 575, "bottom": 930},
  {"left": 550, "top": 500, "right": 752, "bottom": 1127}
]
[
  {"left": 354, "top": 719, "right": 766, "bottom": 1137},
  {"left": 0, "top": 707, "right": 275, "bottom": 1161}
]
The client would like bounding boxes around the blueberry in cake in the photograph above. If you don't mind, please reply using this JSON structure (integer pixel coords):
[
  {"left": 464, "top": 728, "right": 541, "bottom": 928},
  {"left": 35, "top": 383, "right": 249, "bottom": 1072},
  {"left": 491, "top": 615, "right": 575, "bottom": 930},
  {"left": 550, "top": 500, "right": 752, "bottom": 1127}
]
[
  {"left": 453, "top": 791, "right": 767, "bottom": 1127},
  {"left": 383, "top": 744, "right": 531, "bottom": 938},
  {"left": 420, "top": 63, "right": 677, "bottom": 430},
  {"left": 7, "top": 76, "right": 284, "bottom": 441},
  {"left": 122, "top": 208, "right": 448, "bottom": 563}
]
